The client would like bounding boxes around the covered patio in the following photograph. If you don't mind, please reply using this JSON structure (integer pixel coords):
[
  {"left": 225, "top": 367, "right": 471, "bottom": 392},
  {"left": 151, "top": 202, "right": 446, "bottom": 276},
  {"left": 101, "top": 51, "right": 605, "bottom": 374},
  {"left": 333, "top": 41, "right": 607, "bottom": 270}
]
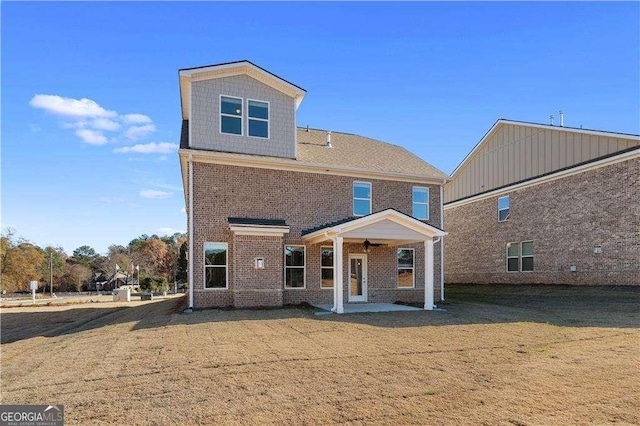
[
  {"left": 302, "top": 209, "right": 447, "bottom": 314},
  {"left": 313, "top": 302, "right": 423, "bottom": 314}
]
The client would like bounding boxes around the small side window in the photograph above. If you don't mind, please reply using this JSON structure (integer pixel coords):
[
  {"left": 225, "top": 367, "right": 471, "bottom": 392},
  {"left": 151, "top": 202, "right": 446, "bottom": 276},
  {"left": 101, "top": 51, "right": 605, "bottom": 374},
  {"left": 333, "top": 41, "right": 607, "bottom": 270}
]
[{"left": 498, "top": 195, "right": 510, "bottom": 222}]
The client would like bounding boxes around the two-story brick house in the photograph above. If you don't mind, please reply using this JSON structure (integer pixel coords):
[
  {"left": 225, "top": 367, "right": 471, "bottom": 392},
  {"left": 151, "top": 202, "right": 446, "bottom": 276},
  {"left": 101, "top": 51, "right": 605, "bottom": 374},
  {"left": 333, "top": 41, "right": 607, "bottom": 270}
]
[
  {"left": 178, "top": 61, "right": 447, "bottom": 312},
  {"left": 444, "top": 119, "right": 639, "bottom": 286}
]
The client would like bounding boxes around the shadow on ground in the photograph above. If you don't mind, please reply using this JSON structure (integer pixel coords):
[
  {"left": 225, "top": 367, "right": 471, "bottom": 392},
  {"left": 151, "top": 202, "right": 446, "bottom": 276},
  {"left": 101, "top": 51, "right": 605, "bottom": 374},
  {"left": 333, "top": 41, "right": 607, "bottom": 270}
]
[{"left": 1, "top": 285, "right": 638, "bottom": 343}]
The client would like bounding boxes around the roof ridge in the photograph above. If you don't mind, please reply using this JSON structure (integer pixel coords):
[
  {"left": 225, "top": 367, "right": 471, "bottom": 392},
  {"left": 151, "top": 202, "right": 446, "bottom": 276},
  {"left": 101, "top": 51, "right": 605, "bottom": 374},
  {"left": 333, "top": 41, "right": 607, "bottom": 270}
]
[{"left": 296, "top": 127, "right": 406, "bottom": 149}]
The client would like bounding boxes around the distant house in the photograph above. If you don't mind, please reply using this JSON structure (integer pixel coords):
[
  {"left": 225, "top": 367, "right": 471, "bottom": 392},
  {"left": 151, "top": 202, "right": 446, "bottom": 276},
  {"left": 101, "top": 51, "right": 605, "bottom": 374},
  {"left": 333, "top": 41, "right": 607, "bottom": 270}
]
[
  {"left": 177, "top": 61, "right": 447, "bottom": 312},
  {"left": 444, "top": 119, "right": 639, "bottom": 285}
]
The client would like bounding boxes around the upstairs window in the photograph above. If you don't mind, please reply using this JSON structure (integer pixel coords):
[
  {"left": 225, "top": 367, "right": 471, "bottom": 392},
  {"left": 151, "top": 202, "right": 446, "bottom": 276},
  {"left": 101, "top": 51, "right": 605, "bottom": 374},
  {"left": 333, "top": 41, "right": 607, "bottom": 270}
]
[
  {"left": 220, "top": 96, "right": 242, "bottom": 135},
  {"left": 498, "top": 195, "right": 510, "bottom": 222},
  {"left": 248, "top": 100, "right": 269, "bottom": 138},
  {"left": 353, "top": 182, "right": 371, "bottom": 216},
  {"left": 412, "top": 187, "right": 429, "bottom": 220}
]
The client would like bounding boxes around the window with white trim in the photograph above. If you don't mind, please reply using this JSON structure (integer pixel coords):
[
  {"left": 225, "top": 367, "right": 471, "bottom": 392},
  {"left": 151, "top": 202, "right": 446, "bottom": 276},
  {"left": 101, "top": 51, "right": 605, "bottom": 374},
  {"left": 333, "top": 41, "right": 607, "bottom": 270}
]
[
  {"left": 498, "top": 195, "right": 510, "bottom": 222},
  {"left": 397, "top": 248, "right": 415, "bottom": 288},
  {"left": 204, "top": 242, "right": 228, "bottom": 289},
  {"left": 285, "top": 246, "right": 305, "bottom": 288},
  {"left": 320, "top": 246, "right": 334, "bottom": 289},
  {"left": 521, "top": 241, "right": 534, "bottom": 272},
  {"left": 248, "top": 99, "right": 269, "bottom": 138},
  {"left": 220, "top": 96, "right": 242, "bottom": 135},
  {"left": 353, "top": 182, "right": 371, "bottom": 216},
  {"left": 506, "top": 242, "right": 519, "bottom": 272},
  {"left": 412, "top": 187, "right": 429, "bottom": 220}
]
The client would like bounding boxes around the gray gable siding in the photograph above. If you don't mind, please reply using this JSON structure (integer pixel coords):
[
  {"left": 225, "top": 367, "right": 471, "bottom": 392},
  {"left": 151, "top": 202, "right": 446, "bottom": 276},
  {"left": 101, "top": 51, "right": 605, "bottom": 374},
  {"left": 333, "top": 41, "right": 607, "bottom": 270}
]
[{"left": 190, "top": 74, "right": 296, "bottom": 158}]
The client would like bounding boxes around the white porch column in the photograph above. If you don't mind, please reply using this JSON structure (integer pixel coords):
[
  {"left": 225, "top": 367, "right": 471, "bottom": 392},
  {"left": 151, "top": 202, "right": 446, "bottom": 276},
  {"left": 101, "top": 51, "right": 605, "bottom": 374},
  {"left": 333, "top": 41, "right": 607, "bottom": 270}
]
[
  {"left": 332, "top": 236, "right": 344, "bottom": 314},
  {"left": 424, "top": 238, "right": 434, "bottom": 310}
]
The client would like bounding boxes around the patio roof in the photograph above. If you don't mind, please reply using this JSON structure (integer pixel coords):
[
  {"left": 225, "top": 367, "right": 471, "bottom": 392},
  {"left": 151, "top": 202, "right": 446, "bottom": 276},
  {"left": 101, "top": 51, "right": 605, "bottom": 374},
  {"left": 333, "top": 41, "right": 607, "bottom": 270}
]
[{"left": 301, "top": 209, "right": 447, "bottom": 245}]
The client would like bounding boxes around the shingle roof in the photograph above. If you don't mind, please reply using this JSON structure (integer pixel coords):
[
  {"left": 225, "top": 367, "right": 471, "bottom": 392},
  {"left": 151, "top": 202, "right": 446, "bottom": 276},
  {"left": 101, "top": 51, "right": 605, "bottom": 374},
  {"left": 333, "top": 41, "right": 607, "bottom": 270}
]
[
  {"left": 296, "top": 128, "right": 447, "bottom": 179},
  {"left": 228, "top": 217, "right": 288, "bottom": 226},
  {"left": 180, "top": 124, "right": 447, "bottom": 180}
]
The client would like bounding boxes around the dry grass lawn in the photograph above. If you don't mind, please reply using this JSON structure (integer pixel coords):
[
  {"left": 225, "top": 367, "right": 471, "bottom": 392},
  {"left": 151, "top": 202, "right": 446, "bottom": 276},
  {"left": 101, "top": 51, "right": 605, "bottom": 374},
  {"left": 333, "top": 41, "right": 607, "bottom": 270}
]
[{"left": 1, "top": 285, "right": 638, "bottom": 425}]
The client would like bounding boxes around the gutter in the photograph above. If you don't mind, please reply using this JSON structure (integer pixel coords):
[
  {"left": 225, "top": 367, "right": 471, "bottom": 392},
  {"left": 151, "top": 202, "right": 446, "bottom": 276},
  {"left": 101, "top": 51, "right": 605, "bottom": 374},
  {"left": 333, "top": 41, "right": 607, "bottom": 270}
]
[
  {"left": 185, "top": 154, "right": 194, "bottom": 313},
  {"left": 440, "top": 179, "right": 445, "bottom": 301}
]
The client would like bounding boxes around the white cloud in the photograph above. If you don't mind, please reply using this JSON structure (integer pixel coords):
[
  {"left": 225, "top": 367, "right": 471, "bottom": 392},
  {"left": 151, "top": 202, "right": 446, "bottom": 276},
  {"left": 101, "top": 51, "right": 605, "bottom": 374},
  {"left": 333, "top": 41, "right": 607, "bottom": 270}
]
[
  {"left": 125, "top": 124, "right": 156, "bottom": 140},
  {"left": 122, "top": 113, "right": 153, "bottom": 124},
  {"left": 113, "top": 142, "right": 177, "bottom": 154},
  {"left": 30, "top": 93, "right": 157, "bottom": 145},
  {"left": 139, "top": 189, "right": 172, "bottom": 199},
  {"left": 92, "top": 118, "right": 121, "bottom": 131},
  {"left": 157, "top": 227, "right": 185, "bottom": 236},
  {"left": 180, "top": 207, "right": 186, "bottom": 214},
  {"left": 76, "top": 129, "right": 107, "bottom": 145},
  {"left": 30, "top": 94, "right": 117, "bottom": 118}
]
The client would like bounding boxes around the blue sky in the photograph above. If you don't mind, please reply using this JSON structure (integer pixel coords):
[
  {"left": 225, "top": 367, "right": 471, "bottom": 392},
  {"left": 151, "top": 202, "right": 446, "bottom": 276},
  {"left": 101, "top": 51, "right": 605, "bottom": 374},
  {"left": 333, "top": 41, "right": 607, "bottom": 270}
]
[{"left": 2, "top": 2, "right": 639, "bottom": 254}]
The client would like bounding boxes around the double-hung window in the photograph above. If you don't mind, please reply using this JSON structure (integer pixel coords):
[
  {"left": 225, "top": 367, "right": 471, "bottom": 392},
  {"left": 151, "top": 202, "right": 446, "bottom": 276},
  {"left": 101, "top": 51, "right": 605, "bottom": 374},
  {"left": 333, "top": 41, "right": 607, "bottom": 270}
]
[
  {"left": 498, "top": 195, "right": 510, "bottom": 222},
  {"left": 220, "top": 96, "right": 242, "bottom": 135},
  {"left": 353, "top": 182, "right": 371, "bottom": 216},
  {"left": 397, "top": 248, "right": 415, "bottom": 288},
  {"left": 320, "top": 246, "right": 334, "bottom": 288},
  {"left": 412, "top": 187, "right": 429, "bottom": 220},
  {"left": 506, "top": 242, "right": 519, "bottom": 272},
  {"left": 248, "top": 100, "right": 269, "bottom": 138},
  {"left": 204, "top": 243, "right": 228, "bottom": 289},
  {"left": 506, "top": 241, "right": 534, "bottom": 272},
  {"left": 521, "top": 241, "right": 534, "bottom": 272},
  {"left": 285, "top": 246, "right": 305, "bottom": 288}
]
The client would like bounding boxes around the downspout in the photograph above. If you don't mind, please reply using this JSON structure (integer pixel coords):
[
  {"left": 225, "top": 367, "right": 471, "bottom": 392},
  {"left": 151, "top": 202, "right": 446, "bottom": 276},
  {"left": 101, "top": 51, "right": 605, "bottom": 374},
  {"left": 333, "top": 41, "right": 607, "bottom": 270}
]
[
  {"left": 440, "top": 180, "right": 445, "bottom": 301},
  {"left": 186, "top": 153, "right": 194, "bottom": 313}
]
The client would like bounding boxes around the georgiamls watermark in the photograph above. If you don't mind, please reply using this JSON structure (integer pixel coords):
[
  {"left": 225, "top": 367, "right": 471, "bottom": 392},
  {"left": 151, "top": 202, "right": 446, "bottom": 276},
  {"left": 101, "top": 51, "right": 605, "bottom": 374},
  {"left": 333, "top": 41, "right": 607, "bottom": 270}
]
[{"left": 0, "top": 405, "right": 63, "bottom": 426}]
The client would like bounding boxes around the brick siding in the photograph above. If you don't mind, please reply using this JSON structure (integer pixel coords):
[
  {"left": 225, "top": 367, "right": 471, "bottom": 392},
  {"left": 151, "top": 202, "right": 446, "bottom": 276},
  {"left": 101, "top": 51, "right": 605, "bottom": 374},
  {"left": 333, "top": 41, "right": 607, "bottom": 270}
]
[
  {"left": 192, "top": 162, "right": 442, "bottom": 308},
  {"left": 444, "top": 157, "right": 639, "bottom": 285}
]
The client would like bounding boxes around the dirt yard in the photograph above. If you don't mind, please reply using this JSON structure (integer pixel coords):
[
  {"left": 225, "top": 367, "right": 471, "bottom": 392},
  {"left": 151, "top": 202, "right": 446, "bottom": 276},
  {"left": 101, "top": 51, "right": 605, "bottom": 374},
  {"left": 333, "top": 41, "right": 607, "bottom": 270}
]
[{"left": 1, "top": 285, "right": 638, "bottom": 425}]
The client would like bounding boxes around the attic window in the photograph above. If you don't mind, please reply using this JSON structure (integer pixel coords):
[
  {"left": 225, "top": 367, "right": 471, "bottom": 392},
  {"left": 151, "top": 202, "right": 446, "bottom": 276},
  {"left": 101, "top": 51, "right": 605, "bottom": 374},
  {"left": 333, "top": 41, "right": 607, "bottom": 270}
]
[
  {"left": 220, "top": 96, "right": 242, "bottom": 135},
  {"left": 248, "top": 100, "right": 269, "bottom": 138}
]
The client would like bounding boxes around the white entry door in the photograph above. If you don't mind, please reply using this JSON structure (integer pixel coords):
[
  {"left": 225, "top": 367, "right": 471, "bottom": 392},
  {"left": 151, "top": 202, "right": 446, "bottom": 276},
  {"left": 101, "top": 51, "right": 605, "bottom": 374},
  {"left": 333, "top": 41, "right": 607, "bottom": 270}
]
[{"left": 348, "top": 254, "right": 367, "bottom": 302}]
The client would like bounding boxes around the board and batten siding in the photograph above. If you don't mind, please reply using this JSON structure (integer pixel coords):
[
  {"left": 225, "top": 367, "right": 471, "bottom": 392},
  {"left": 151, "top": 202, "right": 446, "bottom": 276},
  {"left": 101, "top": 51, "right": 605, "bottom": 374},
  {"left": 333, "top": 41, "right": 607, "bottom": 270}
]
[{"left": 445, "top": 123, "right": 639, "bottom": 203}]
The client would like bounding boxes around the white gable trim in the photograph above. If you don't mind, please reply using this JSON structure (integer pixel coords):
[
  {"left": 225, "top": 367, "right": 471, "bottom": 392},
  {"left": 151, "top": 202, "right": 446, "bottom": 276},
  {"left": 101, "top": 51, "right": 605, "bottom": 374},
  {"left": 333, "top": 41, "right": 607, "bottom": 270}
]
[
  {"left": 179, "top": 61, "right": 306, "bottom": 119},
  {"left": 450, "top": 119, "right": 640, "bottom": 179},
  {"left": 302, "top": 209, "right": 447, "bottom": 244}
]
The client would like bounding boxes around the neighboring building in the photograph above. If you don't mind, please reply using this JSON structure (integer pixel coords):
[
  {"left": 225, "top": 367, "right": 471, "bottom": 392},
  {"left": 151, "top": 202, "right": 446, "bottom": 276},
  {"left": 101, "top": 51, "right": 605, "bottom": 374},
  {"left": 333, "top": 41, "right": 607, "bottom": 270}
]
[
  {"left": 444, "top": 119, "right": 639, "bottom": 286},
  {"left": 178, "top": 61, "right": 448, "bottom": 312}
]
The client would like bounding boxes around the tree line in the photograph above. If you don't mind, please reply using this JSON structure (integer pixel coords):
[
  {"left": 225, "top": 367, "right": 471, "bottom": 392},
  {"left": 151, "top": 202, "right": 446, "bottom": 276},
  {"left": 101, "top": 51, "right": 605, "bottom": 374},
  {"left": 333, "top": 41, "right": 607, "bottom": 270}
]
[{"left": 0, "top": 229, "right": 187, "bottom": 293}]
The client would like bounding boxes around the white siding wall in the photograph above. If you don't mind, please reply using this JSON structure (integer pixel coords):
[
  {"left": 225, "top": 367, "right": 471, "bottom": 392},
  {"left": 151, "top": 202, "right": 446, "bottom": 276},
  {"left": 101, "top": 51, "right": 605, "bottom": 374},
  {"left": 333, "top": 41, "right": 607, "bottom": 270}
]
[{"left": 190, "top": 74, "right": 297, "bottom": 158}]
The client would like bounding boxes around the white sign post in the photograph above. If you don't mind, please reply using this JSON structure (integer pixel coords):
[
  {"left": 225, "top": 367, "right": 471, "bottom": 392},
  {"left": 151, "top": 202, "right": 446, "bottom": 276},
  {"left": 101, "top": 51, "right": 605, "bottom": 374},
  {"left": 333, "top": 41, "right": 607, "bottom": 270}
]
[{"left": 30, "top": 281, "right": 38, "bottom": 304}]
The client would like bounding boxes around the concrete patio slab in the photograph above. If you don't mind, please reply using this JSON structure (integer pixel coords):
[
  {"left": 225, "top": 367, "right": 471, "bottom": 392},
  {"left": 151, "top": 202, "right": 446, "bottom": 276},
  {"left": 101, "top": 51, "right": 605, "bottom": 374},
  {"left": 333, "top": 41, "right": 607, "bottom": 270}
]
[{"left": 313, "top": 303, "right": 422, "bottom": 314}]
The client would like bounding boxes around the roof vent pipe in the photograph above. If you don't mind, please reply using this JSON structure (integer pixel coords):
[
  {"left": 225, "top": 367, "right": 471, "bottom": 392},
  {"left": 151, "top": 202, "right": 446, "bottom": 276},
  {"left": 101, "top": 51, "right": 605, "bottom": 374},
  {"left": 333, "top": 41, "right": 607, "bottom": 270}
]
[
  {"left": 559, "top": 110, "right": 564, "bottom": 127},
  {"left": 549, "top": 114, "right": 554, "bottom": 126},
  {"left": 326, "top": 131, "right": 332, "bottom": 148}
]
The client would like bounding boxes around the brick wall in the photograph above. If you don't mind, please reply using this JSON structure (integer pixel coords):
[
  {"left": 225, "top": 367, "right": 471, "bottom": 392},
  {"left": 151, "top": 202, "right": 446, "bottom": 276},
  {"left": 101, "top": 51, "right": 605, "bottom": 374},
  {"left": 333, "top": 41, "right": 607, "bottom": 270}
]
[
  {"left": 192, "top": 162, "right": 443, "bottom": 308},
  {"left": 444, "top": 157, "right": 639, "bottom": 285}
]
